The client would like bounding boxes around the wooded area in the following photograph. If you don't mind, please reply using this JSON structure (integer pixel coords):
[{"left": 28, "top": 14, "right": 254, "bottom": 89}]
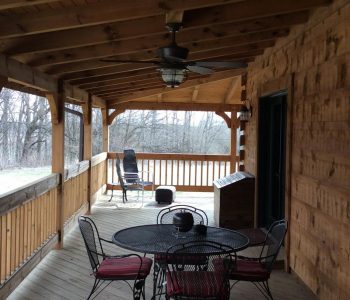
[{"left": 0, "top": 88, "right": 230, "bottom": 170}]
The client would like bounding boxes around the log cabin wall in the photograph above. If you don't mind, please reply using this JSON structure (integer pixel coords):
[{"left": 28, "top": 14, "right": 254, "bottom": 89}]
[{"left": 244, "top": 0, "right": 350, "bottom": 299}]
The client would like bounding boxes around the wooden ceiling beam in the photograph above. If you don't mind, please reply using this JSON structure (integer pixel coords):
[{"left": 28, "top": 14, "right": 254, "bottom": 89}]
[
  {"left": 183, "top": 0, "right": 330, "bottom": 28},
  {"left": 224, "top": 77, "right": 240, "bottom": 104},
  {"left": 0, "top": 53, "right": 56, "bottom": 92},
  {"left": 109, "top": 101, "right": 241, "bottom": 112},
  {"left": 76, "top": 69, "right": 159, "bottom": 88},
  {"left": 0, "top": 0, "right": 59, "bottom": 10},
  {"left": 42, "top": 38, "right": 275, "bottom": 78},
  {"left": 4, "top": 10, "right": 308, "bottom": 56},
  {"left": 107, "top": 69, "right": 244, "bottom": 105},
  {"left": 95, "top": 80, "right": 165, "bottom": 96},
  {"left": 191, "top": 86, "right": 200, "bottom": 102},
  {"left": 0, "top": 0, "right": 244, "bottom": 39},
  {"left": 37, "top": 31, "right": 283, "bottom": 78},
  {"left": 84, "top": 73, "right": 160, "bottom": 93},
  {"left": 83, "top": 72, "right": 160, "bottom": 91},
  {"left": 62, "top": 64, "right": 156, "bottom": 82},
  {"left": 166, "top": 11, "right": 184, "bottom": 24},
  {"left": 65, "top": 51, "right": 258, "bottom": 85},
  {"left": 99, "top": 83, "right": 166, "bottom": 97},
  {"left": 26, "top": 27, "right": 287, "bottom": 69}
]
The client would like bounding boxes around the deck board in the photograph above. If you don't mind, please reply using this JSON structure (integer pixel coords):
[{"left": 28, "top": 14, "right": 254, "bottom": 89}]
[{"left": 7, "top": 192, "right": 316, "bottom": 300}]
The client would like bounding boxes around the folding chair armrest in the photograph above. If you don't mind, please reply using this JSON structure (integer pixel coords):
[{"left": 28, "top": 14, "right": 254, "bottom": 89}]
[{"left": 124, "top": 171, "right": 139, "bottom": 175}]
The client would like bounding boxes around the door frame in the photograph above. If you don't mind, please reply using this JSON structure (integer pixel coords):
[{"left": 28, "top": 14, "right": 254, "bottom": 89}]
[
  {"left": 254, "top": 74, "right": 294, "bottom": 272},
  {"left": 257, "top": 91, "right": 287, "bottom": 227}
]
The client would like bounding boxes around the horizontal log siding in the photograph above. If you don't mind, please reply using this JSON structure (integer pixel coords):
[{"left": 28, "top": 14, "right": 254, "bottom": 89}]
[
  {"left": 107, "top": 152, "right": 231, "bottom": 192},
  {"left": 244, "top": 0, "right": 350, "bottom": 299},
  {"left": 0, "top": 187, "right": 58, "bottom": 284}
]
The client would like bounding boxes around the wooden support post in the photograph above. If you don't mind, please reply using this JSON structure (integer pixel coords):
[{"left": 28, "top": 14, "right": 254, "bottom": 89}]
[
  {"left": 82, "top": 95, "right": 92, "bottom": 214},
  {"left": 47, "top": 91, "right": 65, "bottom": 249},
  {"left": 230, "top": 112, "right": 239, "bottom": 173},
  {"left": 102, "top": 108, "right": 109, "bottom": 193},
  {"left": 102, "top": 108, "right": 109, "bottom": 152}
]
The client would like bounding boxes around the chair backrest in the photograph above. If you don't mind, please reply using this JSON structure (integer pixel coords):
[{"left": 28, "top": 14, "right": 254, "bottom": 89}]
[
  {"left": 123, "top": 149, "right": 139, "bottom": 183},
  {"left": 78, "top": 216, "right": 104, "bottom": 272},
  {"left": 260, "top": 219, "right": 288, "bottom": 272},
  {"left": 116, "top": 156, "right": 126, "bottom": 189},
  {"left": 123, "top": 149, "right": 138, "bottom": 173},
  {"left": 166, "top": 241, "right": 233, "bottom": 298},
  {"left": 157, "top": 205, "right": 208, "bottom": 225}
]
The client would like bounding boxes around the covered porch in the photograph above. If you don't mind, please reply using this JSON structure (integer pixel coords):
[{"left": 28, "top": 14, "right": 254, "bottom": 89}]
[
  {"left": 0, "top": 0, "right": 349, "bottom": 299},
  {"left": 7, "top": 192, "right": 315, "bottom": 300}
]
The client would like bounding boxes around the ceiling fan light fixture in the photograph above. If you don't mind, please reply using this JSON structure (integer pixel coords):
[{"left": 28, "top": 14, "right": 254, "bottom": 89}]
[{"left": 160, "top": 68, "right": 187, "bottom": 88}]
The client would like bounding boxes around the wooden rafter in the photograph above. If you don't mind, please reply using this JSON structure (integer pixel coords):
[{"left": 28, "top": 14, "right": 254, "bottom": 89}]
[
  {"left": 0, "top": 0, "right": 59, "bottom": 10},
  {"left": 25, "top": 28, "right": 284, "bottom": 70},
  {"left": 0, "top": 0, "right": 331, "bottom": 108},
  {"left": 191, "top": 86, "right": 200, "bottom": 102},
  {"left": 224, "top": 77, "right": 240, "bottom": 104},
  {"left": 107, "top": 69, "right": 245, "bottom": 105},
  {"left": 0, "top": 0, "right": 244, "bottom": 39},
  {"left": 4, "top": 11, "right": 308, "bottom": 56}
]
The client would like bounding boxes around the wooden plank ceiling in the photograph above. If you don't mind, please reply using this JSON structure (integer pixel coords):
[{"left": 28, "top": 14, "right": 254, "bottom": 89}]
[{"left": 0, "top": 0, "right": 331, "bottom": 109}]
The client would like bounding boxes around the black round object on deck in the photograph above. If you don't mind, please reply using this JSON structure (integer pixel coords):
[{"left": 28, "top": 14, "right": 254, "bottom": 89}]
[{"left": 173, "top": 212, "right": 194, "bottom": 232}]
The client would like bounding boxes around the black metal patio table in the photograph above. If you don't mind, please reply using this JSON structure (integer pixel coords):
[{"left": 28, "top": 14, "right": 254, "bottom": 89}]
[{"left": 112, "top": 224, "right": 250, "bottom": 254}]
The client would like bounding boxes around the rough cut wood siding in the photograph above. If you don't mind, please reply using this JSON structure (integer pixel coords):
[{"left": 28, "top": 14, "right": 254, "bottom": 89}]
[{"left": 244, "top": 0, "right": 350, "bottom": 299}]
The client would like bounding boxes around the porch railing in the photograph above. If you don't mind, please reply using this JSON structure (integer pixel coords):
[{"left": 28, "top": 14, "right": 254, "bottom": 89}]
[
  {"left": 107, "top": 152, "right": 232, "bottom": 192},
  {"left": 0, "top": 153, "right": 107, "bottom": 298}
]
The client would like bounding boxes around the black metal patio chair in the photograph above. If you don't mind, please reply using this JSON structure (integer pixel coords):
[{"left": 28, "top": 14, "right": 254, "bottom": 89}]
[
  {"left": 109, "top": 155, "right": 153, "bottom": 204},
  {"left": 153, "top": 205, "right": 209, "bottom": 298},
  {"left": 78, "top": 216, "right": 153, "bottom": 300},
  {"left": 214, "top": 219, "right": 288, "bottom": 300},
  {"left": 123, "top": 149, "right": 154, "bottom": 188},
  {"left": 165, "top": 241, "right": 234, "bottom": 300}
]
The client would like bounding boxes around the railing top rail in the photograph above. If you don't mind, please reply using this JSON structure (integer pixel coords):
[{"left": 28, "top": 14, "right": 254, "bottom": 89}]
[
  {"left": 107, "top": 152, "right": 230, "bottom": 161},
  {"left": 0, "top": 173, "right": 60, "bottom": 216}
]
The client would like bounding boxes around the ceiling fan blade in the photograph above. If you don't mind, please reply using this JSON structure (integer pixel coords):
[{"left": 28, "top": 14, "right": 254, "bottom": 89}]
[
  {"left": 193, "top": 61, "right": 248, "bottom": 68},
  {"left": 186, "top": 65, "right": 214, "bottom": 75},
  {"left": 100, "top": 58, "right": 161, "bottom": 64}
]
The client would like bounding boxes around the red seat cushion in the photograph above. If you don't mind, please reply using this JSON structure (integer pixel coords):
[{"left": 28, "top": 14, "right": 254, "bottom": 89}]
[
  {"left": 166, "top": 271, "right": 229, "bottom": 299},
  {"left": 213, "top": 258, "right": 269, "bottom": 281},
  {"left": 96, "top": 256, "right": 152, "bottom": 279},
  {"left": 230, "top": 260, "right": 270, "bottom": 281}
]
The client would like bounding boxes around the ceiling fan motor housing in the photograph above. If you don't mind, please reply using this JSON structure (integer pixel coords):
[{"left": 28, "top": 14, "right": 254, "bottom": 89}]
[{"left": 158, "top": 45, "right": 189, "bottom": 60}]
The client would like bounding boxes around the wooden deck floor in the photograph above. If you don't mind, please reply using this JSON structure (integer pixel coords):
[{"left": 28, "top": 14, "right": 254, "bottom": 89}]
[{"left": 7, "top": 191, "right": 316, "bottom": 300}]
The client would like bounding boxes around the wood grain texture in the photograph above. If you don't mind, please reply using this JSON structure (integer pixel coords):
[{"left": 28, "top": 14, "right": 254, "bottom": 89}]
[
  {"left": 6, "top": 193, "right": 316, "bottom": 300},
  {"left": 244, "top": 0, "right": 350, "bottom": 298}
]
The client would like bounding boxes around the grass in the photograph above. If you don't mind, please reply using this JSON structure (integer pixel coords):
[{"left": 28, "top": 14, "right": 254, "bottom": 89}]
[{"left": 0, "top": 166, "right": 51, "bottom": 195}]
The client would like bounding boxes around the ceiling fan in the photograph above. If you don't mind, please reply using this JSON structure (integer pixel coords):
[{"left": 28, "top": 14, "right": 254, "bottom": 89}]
[{"left": 101, "top": 23, "right": 247, "bottom": 88}]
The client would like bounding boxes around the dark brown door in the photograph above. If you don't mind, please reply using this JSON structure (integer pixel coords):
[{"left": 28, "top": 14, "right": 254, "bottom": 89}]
[{"left": 258, "top": 92, "right": 287, "bottom": 227}]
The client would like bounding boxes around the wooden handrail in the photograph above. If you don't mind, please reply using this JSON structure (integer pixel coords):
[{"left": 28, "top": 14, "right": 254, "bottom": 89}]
[
  {"left": 107, "top": 152, "right": 231, "bottom": 161},
  {"left": 0, "top": 173, "right": 59, "bottom": 216},
  {"left": 107, "top": 152, "right": 232, "bottom": 192}
]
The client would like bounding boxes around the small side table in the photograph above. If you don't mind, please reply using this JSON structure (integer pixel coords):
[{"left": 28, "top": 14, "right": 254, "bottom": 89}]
[{"left": 155, "top": 185, "right": 176, "bottom": 204}]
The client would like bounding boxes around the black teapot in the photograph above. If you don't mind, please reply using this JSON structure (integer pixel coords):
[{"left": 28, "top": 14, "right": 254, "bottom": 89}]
[{"left": 173, "top": 212, "right": 194, "bottom": 232}]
